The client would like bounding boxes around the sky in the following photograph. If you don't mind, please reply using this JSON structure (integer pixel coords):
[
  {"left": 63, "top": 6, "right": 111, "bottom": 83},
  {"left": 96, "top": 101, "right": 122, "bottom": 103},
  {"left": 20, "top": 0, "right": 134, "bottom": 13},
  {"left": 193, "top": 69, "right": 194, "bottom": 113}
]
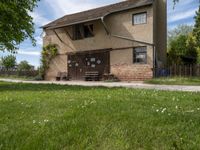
[{"left": 0, "top": 0, "right": 199, "bottom": 67}]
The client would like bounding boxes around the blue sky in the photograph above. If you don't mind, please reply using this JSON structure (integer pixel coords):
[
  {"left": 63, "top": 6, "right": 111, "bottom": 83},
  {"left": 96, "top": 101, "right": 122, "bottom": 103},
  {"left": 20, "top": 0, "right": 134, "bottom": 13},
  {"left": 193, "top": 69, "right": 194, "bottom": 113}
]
[{"left": 0, "top": 0, "right": 199, "bottom": 67}]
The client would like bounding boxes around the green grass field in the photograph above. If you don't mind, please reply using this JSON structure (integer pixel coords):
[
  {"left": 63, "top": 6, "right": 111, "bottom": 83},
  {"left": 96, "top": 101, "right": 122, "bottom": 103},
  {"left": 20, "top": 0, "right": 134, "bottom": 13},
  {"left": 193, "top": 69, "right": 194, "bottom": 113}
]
[
  {"left": 145, "top": 77, "right": 200, "bottom": 86},
  {"left": 0, "top": 82, "right": 200, "bottom": 149}
]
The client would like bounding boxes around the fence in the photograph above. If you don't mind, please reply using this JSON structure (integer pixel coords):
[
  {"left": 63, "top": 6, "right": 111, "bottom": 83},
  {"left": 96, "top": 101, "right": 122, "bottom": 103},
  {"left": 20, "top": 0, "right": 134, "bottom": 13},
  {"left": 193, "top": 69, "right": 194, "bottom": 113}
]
[
  {"left": 155, "top": 65, "right": 200, "bottom": 77},
  {"left": 0, "top": 70, "right": 38, "bottom": 77}
]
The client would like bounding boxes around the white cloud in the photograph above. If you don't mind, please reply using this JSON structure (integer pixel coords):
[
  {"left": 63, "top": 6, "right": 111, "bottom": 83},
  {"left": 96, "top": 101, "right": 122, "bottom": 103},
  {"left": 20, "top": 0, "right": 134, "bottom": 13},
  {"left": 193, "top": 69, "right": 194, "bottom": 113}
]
[
  {"left": 30, "top": 12, "right": 51, "bottom": 26},
  {"left": 168, "top": 8, "right": 198, "bottom": 23},
  {"left": 44, "top": 0, "right": 98, "bottom": 18},
  {"left": 168, "top": 21, "right": 194, "bottom": 30},
  {"left": 18, "top": 50, "right": 41, "bottom": 56},
  {"left": 35, "top": 36, "right": 43, "bottom": 46},
  {"left": 44, "top": 0, "right": 122, "bottom": 18}
]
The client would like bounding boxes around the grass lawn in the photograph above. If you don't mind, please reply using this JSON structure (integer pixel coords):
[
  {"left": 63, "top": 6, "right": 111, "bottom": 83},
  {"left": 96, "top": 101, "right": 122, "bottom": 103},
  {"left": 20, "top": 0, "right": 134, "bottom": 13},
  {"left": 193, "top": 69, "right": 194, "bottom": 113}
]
[
  {"left": 1, "top": 82, "right": 200, "bottom": 149},
  {"left": 145, "top": 77, "right": 200, "bottom": 86}
]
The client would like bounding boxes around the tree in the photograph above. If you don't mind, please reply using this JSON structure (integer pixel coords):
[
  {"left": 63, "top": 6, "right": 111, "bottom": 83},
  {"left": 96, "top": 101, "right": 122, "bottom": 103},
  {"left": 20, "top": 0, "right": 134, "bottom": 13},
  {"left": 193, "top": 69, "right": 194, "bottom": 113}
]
[
  {"left": 185, "top": 33, "right": 198, "bottom": 63},
  {"left": 1, "top": 55, "right": 16, "bottom": 70},
  {"left": 18, "top": 61, "right": 32, "bottom": 71},
  {"left": 193, "top": 6, "right": 200, "bottom": 46},
  {"left": 168, "top": 25, "right": 193, "bottom": 47},
  {"left": 0, "top": 0, "right": 39, "bottom": 52},
  {"left": 168, "top": 34, "right": 197, "bottom": 65},
  {"left": 168, "top": 35, "right": 188, "bottom": 64}
]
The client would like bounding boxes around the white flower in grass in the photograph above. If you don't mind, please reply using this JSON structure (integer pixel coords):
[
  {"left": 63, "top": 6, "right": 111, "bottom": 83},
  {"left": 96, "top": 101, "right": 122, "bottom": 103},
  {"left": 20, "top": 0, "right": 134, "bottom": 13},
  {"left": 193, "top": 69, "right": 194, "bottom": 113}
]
[
  {"left": 90, "top": 100, "right": 96, "bottom": 104},
  {"left": 156, "top": 109, "right": 159, "bottom": 112},
  {"left": 176, "top": 106, "right": 178, "bottom": 109},
  {"left": 44, "top": 119, "right": 49, "bottom": 123},
  {"left": 197, "top": 108, "right": 200, "bottom": 111},
  {"left": 161, "top": 108, "right": 167, "bottom": 113},
  {"left": 33, "top": 120, "right": 36, "bottom": 124},
  {"left": 172, "top": 97, "right": 176, "bottom": 101},
  {"left": 186, "top": 110, "right": 195, "bottom": 113}
]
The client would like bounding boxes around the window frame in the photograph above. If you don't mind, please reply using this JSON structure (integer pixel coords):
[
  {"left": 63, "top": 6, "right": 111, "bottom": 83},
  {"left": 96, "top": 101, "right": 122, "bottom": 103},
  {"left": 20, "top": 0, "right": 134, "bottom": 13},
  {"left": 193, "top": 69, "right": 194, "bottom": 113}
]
[
  {"left": 84, "top": 24, "right": 94, "bottom": 38},
  {"left": 73, "top": 24, "right": 83, "bottom": 40},
  {"left": 132, "top": 12, "right": 147, "bottom": 25},
  {"left": 133, "top": 46, "right": 147, "bottom": 64},
  {"left": 72, "top": 24, "right": 94, "bottom": 40}
]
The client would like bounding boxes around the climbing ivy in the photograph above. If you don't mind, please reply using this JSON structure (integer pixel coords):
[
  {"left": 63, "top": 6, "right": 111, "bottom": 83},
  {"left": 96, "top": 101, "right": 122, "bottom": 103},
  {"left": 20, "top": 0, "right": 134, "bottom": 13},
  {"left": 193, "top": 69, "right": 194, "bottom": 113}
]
[{"left": 40, "top": 44, "right": 58, "bottom": 78}]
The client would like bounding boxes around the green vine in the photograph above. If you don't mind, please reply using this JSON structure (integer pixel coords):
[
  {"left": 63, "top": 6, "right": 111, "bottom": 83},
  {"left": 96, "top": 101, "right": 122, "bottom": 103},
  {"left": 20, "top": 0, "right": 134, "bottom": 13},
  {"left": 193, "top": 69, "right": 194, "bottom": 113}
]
[{"left": 40, "top": 44, "right": 58, "bottom": 78}]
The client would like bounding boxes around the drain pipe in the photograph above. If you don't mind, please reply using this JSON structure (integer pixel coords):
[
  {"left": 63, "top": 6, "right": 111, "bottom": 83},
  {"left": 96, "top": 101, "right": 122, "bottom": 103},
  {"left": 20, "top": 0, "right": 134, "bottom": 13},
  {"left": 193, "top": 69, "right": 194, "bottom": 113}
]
[{"left": 100, "top": 16, "right": 156, "bottom": 77}]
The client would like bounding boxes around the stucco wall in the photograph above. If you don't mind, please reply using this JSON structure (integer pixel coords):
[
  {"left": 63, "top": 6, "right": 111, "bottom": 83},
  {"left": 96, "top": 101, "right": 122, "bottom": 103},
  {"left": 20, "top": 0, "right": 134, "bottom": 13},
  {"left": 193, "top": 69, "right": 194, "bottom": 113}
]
[
  {"left": 153, "top": 0, "right": 167, "bottom": 66},
  {"left": 43, "top": 4, "right": 158, "bottom": 81},
  {"left": 45, "top": 55, "right": 68, "bottom": 80}
]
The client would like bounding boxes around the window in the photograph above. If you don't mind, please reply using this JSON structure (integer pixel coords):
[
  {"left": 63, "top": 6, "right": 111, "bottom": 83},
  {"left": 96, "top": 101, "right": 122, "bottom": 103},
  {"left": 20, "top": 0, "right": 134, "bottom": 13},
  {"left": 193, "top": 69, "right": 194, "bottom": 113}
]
[
  {"left": 133, "top": 47, "right": 147, "bottom": 64},
  {"left": 133, "top": 12, "right": 147, "bottom": 25},
  {"left": 84, "top": 24, "right": 94, "bottom": 38},
  {"left": 73, "top": 24, "right": 83, "bottom": 40},
  {"left": 73, "top": 24, "right": 94, "bottom": 40}
]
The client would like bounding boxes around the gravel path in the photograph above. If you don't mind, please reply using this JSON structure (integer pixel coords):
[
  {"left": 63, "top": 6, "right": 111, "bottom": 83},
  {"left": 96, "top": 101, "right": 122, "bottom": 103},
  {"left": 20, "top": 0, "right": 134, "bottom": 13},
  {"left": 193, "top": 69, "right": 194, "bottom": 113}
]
[{"left": 1, "top": 78, "right": 200, "bottom": 92}]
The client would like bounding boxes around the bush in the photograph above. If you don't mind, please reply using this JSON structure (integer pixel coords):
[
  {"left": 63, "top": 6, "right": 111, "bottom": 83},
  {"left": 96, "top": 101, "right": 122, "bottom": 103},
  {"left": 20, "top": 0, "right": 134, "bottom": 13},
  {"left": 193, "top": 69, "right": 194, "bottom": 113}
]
[{"left": 33, "top": 74, "right": 44, "bottom": 81}]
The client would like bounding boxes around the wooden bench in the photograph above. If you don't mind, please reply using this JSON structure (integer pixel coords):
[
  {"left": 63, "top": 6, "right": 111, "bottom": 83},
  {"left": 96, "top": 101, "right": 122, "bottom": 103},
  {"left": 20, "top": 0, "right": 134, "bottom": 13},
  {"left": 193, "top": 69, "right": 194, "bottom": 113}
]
[
  {"left": 84, "top": 71, "right": 100, "bottom": 81},
  {"left": 56, "top": 72, "right": 69, "bottom": 81}
]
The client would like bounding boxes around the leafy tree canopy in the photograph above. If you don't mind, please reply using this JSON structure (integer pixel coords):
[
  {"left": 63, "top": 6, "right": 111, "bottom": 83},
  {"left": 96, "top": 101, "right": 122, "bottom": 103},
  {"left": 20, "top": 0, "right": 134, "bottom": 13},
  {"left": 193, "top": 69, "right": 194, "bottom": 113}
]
[
  {"left": 168, "top": 25, "right": 193, "bottom": 47},
  {"left": 168, "top": 34, "right": 197, "bottom": 65},
  {"left": 194, "top": 6, "right": 200, "bottom": 45},
  {"left": 1, "top": 55, "right": 16, "bottom": 70},
  {"left": 18, "top": 60, "right": 32, "bottom": 71},
  {"left": 0, "top": 0, "right": 40, "bottom": 52}
]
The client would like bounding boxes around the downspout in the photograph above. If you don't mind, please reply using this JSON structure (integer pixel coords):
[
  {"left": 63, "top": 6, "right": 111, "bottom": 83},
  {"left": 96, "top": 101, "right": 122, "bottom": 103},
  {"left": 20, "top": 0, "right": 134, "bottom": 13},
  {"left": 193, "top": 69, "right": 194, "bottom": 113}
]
[
  {"left": 100, "top": 16, "right": 156, "bottom": 77},
  {"left": 153, "top": 45, "right": 156, "bottom": 78}
]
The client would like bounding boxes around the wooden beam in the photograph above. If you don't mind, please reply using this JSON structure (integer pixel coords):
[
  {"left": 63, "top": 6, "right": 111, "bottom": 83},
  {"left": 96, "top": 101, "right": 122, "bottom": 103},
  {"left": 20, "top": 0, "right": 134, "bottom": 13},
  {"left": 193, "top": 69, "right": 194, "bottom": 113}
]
[
  {"left": 87, "top": 25, "right": 94, "bottom": 36},
  {"left": 64, "top": 28, "right": 73, "bottom": 40},
  {"left": 65, "top": 48, "right": 112, "bottom": 55},
  {"left": 79, "top": 25, "right": 84, "bottom": 39}
]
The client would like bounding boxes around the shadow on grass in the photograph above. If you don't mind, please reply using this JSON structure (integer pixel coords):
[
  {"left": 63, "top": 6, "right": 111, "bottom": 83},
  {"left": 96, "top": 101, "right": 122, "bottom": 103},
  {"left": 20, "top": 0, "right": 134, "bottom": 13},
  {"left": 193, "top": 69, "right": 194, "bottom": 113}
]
[{"left": 0, "top": 82, "right": 106, "bottom": 92}]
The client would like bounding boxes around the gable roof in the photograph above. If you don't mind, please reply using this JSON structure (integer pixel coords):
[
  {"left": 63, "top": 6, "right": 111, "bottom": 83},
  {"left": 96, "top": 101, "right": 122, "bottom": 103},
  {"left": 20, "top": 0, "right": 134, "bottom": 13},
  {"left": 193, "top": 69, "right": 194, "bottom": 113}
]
[{"left": 43, "top": 0, "right": 153, "bottom": 29}]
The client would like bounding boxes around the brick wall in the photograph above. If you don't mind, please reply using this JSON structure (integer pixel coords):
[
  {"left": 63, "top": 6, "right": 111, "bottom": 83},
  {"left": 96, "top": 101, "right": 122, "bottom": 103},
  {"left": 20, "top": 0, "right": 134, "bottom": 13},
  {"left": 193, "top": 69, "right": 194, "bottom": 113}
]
[{"left": 111, "top": 64, "right": 153, "bottom": 81}]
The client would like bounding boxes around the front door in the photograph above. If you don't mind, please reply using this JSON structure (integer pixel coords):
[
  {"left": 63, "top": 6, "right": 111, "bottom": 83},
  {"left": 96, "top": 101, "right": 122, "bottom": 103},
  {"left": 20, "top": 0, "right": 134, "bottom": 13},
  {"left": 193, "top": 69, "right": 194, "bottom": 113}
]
[
  {"left": 68, "top": 51, "right": 110, "bottom": 80},
  {"left": 68, "top": 54, "right": 85, "bottom": 80}
]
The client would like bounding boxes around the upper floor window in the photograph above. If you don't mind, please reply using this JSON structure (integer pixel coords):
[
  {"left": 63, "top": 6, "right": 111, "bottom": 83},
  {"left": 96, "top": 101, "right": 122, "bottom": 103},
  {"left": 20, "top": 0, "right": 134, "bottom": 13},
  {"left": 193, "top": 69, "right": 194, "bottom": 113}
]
[
  {"left": 84, "top": 24, "right": 94, "bottom": 38},
  {"left": 73, "top": 24, "right": 82, "bottom": 40},
  {"left": 133, "top": 47, "right": 147, "bottom": 64},
  {"left": 73, "top": 24, "right": 94, "bottom": 40},
  {"left": 133, "top": 12, "right": 147, "bottom": 25}
]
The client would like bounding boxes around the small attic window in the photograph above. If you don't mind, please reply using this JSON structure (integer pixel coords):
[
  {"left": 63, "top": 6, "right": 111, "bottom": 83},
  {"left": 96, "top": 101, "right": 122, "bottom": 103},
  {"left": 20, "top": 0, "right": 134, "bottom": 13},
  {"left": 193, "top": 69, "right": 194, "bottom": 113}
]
[
  {"left": 133, "top": 12, "right": 147, "bottom": 25},
  {"left": 84, "top": 24, "right": 94, "bottom": 38},
  {"left": 73, "top": 24, "right": 83, "bottom": 40},
  {"left": 73, "top": 24, "right": 94, "bottom": 40}
]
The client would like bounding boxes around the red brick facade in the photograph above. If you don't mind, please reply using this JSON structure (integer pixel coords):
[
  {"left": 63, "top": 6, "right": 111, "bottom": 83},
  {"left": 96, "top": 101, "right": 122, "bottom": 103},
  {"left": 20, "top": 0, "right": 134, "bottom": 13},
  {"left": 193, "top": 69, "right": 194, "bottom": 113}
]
[{"left": 111, "top": 64, "right": 153, "bottom": 81}]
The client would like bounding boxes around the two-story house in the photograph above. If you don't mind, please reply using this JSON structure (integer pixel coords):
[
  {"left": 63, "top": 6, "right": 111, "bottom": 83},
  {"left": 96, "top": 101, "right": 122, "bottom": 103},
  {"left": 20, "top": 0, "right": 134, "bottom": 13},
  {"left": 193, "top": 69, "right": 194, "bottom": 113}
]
[{"left": 42, "top": 0, "right": 166, "bottom": 81}]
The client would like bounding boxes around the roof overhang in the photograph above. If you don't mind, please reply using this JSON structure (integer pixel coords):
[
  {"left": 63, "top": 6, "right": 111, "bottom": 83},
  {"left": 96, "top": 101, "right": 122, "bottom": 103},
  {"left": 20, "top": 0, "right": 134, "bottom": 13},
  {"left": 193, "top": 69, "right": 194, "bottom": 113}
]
[
  {"left": 44, "top": 17, "right": 102, "bottom": 30},
  {"left": 42, "top": 1, "right": 153, "bottom": 30}
]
